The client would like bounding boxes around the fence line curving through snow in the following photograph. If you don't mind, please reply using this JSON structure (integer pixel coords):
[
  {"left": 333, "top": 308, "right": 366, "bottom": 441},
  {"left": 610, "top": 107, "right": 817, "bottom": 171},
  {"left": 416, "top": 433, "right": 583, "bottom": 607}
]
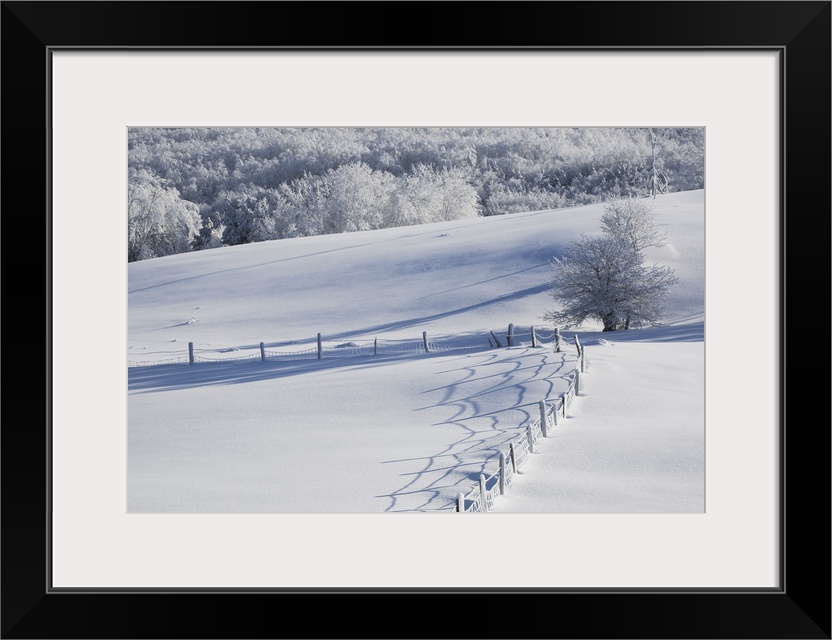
[{"left": 454, "top": 347, "right": 586, "bottom": 513}]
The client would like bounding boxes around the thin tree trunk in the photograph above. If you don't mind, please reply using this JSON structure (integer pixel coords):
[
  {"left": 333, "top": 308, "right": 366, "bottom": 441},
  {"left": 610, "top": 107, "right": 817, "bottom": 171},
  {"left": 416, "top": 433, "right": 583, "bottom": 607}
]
[{"left": 649, "top": 128, "right": 658, "bottom": 199}]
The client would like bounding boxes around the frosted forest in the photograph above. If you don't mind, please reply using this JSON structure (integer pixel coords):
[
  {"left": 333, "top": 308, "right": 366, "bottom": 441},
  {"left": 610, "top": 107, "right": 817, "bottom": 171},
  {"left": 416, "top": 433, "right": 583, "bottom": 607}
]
[{"left": 128, "top": 127, "right": 704, "bottom": 262}]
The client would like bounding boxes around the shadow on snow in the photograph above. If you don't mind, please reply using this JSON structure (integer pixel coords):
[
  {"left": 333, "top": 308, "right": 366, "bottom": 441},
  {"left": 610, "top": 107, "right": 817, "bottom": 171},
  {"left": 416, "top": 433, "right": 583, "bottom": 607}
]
[{"left": 377, "top": 348, "right": 577, "bottom": 512}]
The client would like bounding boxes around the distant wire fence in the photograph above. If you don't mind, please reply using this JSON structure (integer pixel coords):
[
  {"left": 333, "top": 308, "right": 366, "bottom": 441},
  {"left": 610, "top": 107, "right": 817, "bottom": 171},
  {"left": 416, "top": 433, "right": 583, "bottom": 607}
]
[
  {"left": 454, "top": 333, "right": 589, "bottom": 513},
  {"left": 127, "top": 323, "right": 574, "bottom": 369}
]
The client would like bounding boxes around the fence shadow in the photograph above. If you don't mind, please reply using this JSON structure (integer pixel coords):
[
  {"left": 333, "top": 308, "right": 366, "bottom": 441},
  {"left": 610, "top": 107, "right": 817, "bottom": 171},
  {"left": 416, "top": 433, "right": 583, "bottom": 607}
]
[
  {"left": 128, "top": 325, "right": 555, "bottom": 393},
  {"left": 128, "top": 338, "right": 491, "bottom": 393},
  {"left": 376, "top": 347, "right": 579, "bottom": 512}
]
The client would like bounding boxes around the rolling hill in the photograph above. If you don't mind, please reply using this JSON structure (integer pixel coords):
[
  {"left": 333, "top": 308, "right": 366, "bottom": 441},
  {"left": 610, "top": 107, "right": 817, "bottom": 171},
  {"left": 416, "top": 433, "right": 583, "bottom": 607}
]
[{"left": 127, "top": 190, "right": 704, "bottom": 513}]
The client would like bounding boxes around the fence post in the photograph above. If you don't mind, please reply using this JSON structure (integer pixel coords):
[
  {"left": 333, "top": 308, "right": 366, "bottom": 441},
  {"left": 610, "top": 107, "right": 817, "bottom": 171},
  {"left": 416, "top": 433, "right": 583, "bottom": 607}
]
[
  {"left": 509, "top": 443, "right": 517, "bottom": 473},
  {"left": 575, "top": 369, "right": 581, "bottom": 396},
  {"left": 552, "top": 399, "right": 559, "bottom": 426},
  {"left": 317, "top": 333, "right": 322, "bottom": 359},
  {"left": 479, "top": 474, "right": 488, "bottom": 512},
  {"left": 531, "top": 326, "right": 537, "bottom": 348},
  {"left": 456, "top": 492, "right": 465, "bottom": 513},
  {"left": 260, "top": 342, "right": 265, "bottom": 362},
  {"left": 422, "top": 331, "right": 430, "bottom": 353},
  {"left": 499, "top": 453, "right": 506, "bottom": 494},
  {"left": 562, "top": 393, "right": 567, "bottom": 419},
  {"left": 555, "top": 327, "right": 561, "bottom": 352},
  {"left": 188, "top": 342, "right": 194, "bottom": 365},
  {"left": 574, "top": 334, "right": 582, "bottom": 357},
  {"left": 527, "top": 425, "right": 534, "bottom": 454},
  {"left": 490, "top": 330, "right": 502, "bottom": 348},
  {"left": 507, "top": 323, "right": 514, "bottom": 347},
  {"left": 539, "top": 400, "right": 548, "bottom": 437},
  {"left": 373, "top": 337, "right": 378, "bottom": 356},
  {"left": 581, "top": 348, "right": 586, "bottom": 372}
]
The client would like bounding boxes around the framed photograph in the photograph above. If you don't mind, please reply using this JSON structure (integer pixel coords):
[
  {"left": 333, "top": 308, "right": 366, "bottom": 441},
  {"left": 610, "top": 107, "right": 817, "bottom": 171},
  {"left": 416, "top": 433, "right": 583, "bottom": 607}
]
[
  {"left": 122, "top": 123, "right": 706, "bottom": 519},
  {"left": 3, "top": 1, "right": 829, "bottom": 638}
]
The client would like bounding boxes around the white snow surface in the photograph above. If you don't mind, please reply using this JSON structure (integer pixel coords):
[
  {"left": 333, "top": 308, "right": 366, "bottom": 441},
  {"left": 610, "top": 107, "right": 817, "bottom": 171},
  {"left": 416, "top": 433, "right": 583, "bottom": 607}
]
[{"left": 128, "top": 189, "right": 705, "bottom": 513}]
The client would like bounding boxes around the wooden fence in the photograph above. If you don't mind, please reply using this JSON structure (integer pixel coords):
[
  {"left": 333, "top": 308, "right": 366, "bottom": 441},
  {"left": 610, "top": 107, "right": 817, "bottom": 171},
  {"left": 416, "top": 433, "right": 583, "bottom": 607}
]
[
  {"left": 126, "top": 319, "right": 590, "bottom": 513},
  {"left": 127, "top": 323, "right": 571, "bottom": 368},
  {"left": 455, "top": 336, "right": 587, "bottom": 513}
]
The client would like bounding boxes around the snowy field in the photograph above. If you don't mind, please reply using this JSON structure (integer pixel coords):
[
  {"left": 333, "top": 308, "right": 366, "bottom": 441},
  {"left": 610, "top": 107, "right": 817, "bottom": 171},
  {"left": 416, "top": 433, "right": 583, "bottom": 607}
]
[{"left": 128, "top": 189, "right": 705, "bottom": 513}]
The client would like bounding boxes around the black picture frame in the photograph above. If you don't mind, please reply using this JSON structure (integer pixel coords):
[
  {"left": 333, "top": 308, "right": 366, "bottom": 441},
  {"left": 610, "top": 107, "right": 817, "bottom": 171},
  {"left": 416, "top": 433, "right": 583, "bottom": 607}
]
[{"left": 3, "top": 1, "right": 829, "bottom": 638}]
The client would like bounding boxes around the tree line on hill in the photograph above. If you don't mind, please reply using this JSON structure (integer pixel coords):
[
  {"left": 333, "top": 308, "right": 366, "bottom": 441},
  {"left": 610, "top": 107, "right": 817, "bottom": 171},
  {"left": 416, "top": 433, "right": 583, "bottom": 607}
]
[{"left": 127, "top": 127, "right": 704, "bottom": 262}]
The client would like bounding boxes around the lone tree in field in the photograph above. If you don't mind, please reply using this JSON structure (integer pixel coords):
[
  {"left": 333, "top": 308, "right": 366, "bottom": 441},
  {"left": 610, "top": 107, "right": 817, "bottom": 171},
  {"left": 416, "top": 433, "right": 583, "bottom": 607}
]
[{"left": 544, "top": 198, "right": 678, "bottom": 332}]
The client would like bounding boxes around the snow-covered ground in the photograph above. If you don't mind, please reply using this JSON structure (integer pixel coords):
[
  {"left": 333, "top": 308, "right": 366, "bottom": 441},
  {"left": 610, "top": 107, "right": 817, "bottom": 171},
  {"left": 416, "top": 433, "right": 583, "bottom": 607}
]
[
  {"left": 128, "top": 189, "right": 705, "bottom": 513},
  {"left": 491, "top": 325, "right": 704, "bottom": 513}
]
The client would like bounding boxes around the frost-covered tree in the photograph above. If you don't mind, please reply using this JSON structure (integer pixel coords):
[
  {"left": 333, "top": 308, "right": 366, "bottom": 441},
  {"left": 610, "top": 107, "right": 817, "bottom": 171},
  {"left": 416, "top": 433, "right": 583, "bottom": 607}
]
[
  {"left": 646, "top": 128, "right": 670, "bottom": 197},
  {"left": 431, "top": 166, "right": 480, "bottom": 222},
  {"left": 600, "top": 197, "right": 667, "bottom": 253},
  {"left": 128, "top": 172, "right": 202, "bottom": 262},
  {"left": 274, "top": 172, "right": 330, "bottom": 237},
  {"left": 387, "top": 165, "right": 479, "bottom": 227},
  {"left": 545, "top": 199, "right": 678, "bottom": 331},
  {"left": 323, "top": 162, "right": 395, "bottom": 233},
  {"left": 221, "top": 191, "right": 278, "bottom": 246}
]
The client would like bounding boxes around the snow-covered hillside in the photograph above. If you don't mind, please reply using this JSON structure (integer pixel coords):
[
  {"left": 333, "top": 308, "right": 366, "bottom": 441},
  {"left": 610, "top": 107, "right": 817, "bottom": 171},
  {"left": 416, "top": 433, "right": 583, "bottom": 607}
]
[{"left": 128, "top": 190, "right": 705, "bottom": 513}]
